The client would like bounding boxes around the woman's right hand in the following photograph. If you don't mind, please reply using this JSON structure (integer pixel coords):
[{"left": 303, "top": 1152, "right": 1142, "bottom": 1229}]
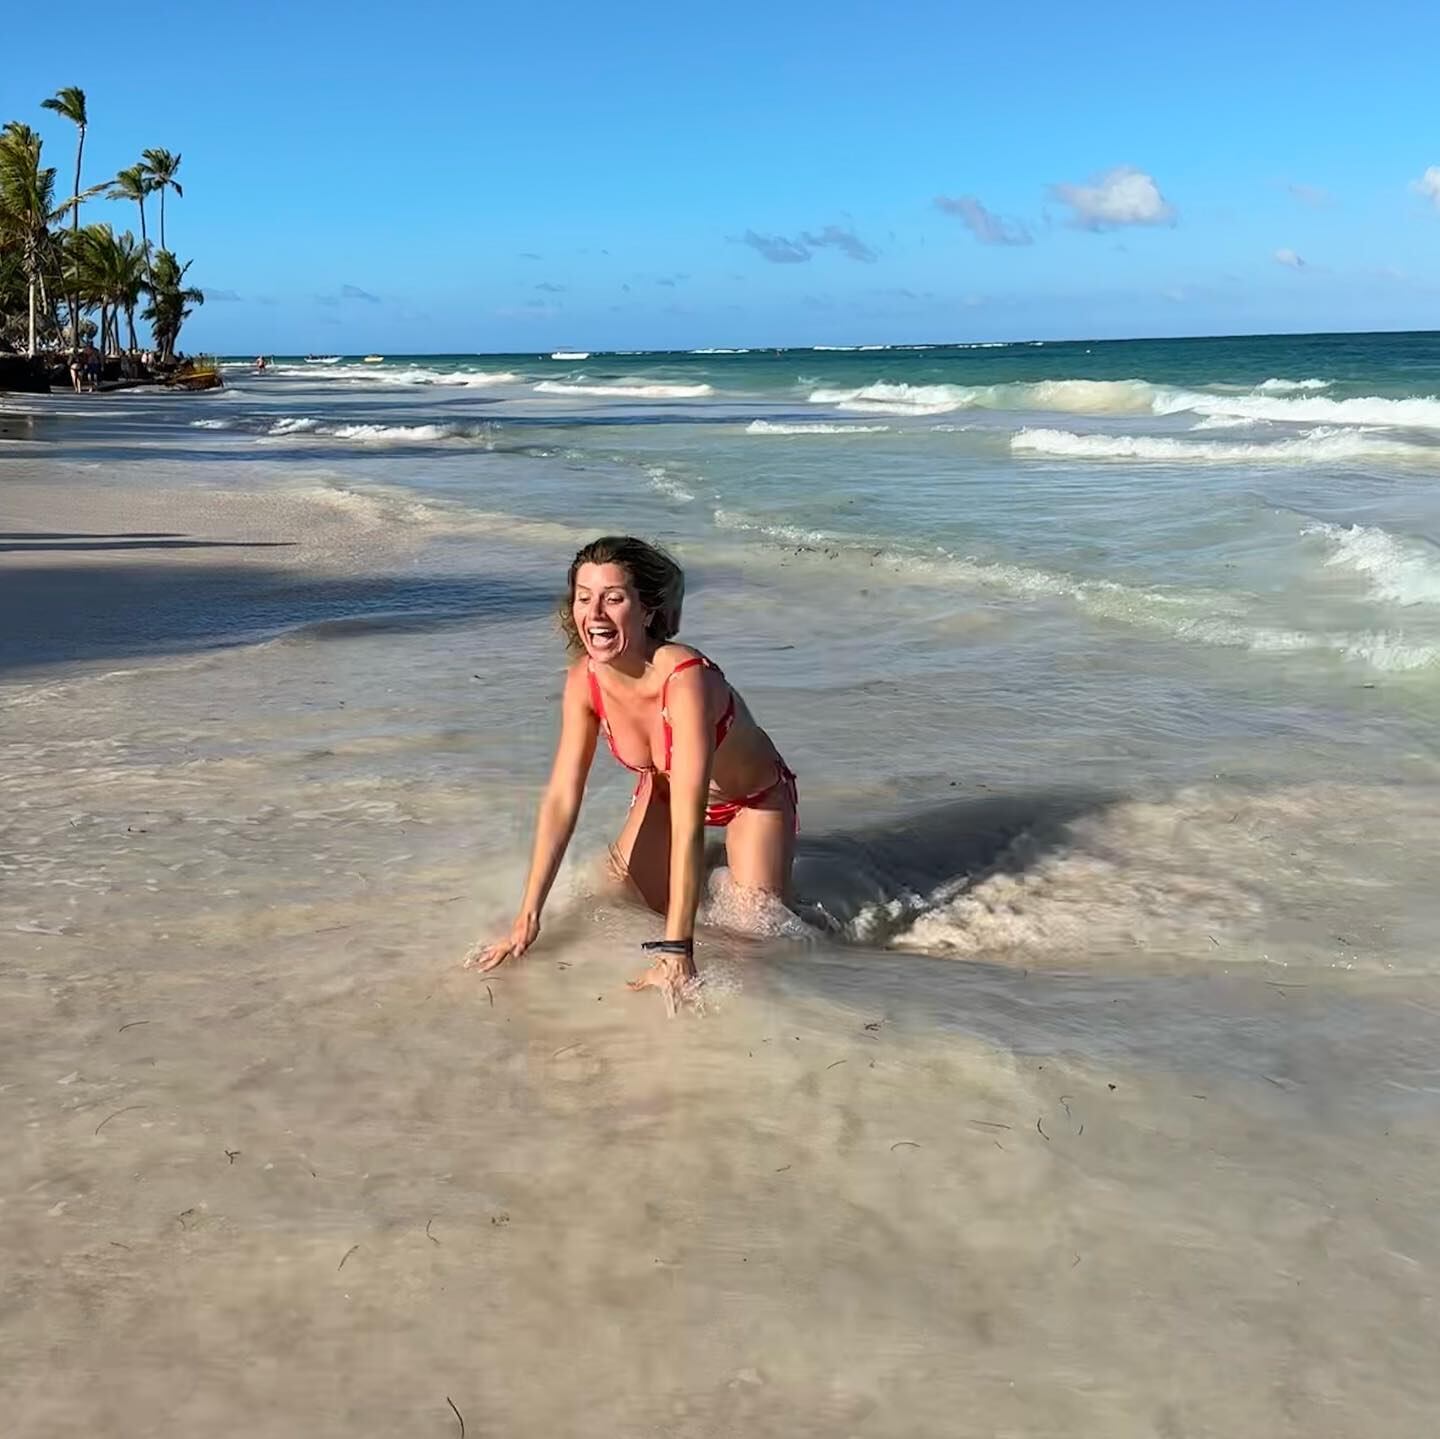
[{"left": 463, "top": 911, "right": 540, "bottom": 971}]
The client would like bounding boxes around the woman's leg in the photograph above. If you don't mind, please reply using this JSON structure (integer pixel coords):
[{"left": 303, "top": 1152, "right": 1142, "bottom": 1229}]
[
  {"left": 723, "top": 787, "right": 796, "bottom": 896},
  {"left": 607, "top": 774, "right": 672, "bottom": 915}
]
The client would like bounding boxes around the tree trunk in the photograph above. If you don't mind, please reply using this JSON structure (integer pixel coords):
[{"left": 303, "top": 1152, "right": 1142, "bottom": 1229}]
[
  {"left": 159, "top": 189, "right": 166, "bottom": 251},
  {"left": 137, "top": 197, "right": 155, "bottom": 293},
  {"left": 126, "top": 306, "right": 138, "bottom": 354},
  {"left": 27, "top": 274, "right": 37, "bottom": 358},
  {"left": 70, "top": 127, "right": 85, "bottom": 351}
]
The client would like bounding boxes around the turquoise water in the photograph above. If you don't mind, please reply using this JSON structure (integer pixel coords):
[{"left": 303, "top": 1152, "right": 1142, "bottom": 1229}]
[{"left": 203, "top": 332, "right": 1440, "bottom": 689}]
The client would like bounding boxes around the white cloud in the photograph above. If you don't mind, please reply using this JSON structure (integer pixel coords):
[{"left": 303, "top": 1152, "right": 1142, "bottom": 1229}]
[
  {"left": 934, "top": 195, "right": 1033, "bottom": 246},
  {"left": 1049, "top": 166, "right": 1176, "bottom": 230},
  {"left": 1274, "top": 248, "right": 1306, "bottom": 269},
  {"left": 1411, "top": 166, "right": 1440, "bottom": 208}
]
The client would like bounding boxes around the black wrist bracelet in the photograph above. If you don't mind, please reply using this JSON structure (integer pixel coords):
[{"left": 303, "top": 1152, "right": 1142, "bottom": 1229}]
[{"left": 640, "top": 939, "right": 694, "bottom": 956}]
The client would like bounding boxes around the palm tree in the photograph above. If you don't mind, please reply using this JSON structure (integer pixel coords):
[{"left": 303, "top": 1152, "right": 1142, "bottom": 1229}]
[
  {"left": 140, "top": 148, "right": 181, "bottom": 250},
  {"left": 109, "top": 164, "right": 155, "bottom": 293},
  {"left": 142, "top": 249, "right": 203, "bottom": 362},
  {"left": 0, "top": 122, "right": 59, "bottom": 356},
  {"left": 40, "top": 86, "right": 87, "bottom": 349},
  {"left": 75, "top": 224, "right": 147, "bottom": 356}
]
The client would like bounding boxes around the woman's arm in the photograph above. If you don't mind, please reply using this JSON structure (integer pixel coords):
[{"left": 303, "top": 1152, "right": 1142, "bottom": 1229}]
[
  {"left": 660, "top": 665, "right": 716, "bottom": 961},
  {"left": 467, "top": 663, "right": 598, "bottom": 970}
]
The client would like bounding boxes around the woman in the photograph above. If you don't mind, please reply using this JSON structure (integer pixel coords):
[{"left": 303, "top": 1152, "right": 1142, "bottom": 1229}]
[{"left": 467, "top": 536, "right": 797, "bottom": 1008}]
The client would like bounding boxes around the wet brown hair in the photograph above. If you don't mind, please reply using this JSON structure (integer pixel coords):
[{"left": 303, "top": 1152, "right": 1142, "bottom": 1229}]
[{"left": 558, "top": 536, "right": 685, "bottom": 653}]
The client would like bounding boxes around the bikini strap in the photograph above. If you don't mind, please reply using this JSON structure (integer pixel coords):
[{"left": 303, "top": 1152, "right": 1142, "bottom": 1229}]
[
  {"left": 585, "top": 659, "right": 606, "bottom": 723},
  {"left": 659, "top": 654, "right": 717, "bottom": 711},
  {"left": 661, "top": 655, "right": 723, "bottom": 772}
]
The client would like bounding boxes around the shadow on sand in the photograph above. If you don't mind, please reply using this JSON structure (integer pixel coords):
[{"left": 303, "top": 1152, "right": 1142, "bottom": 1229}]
[
  {"left": 792, "top": 789, "right": 1114, "bottom": 944},
  {"left": 0, "top": 558, "right": 559, "bottom": 674}
]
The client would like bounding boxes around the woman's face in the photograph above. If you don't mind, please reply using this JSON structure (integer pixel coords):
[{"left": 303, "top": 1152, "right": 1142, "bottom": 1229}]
[{"left": 572, "top": 561, "right": 649, "bottom": 664}]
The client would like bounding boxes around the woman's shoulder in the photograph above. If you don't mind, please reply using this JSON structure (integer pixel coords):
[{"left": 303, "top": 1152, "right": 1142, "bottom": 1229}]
[
  {"left": 654, "top": 642, "right": 714, "bottom": 673},
  {"left": 563, "top": 655, "right": 596, "bottom": 698}
]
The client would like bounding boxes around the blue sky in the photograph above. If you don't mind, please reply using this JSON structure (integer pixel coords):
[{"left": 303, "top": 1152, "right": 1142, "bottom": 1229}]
[{"left": 10, "top": 0, "right": 1440, "bottom": 351}]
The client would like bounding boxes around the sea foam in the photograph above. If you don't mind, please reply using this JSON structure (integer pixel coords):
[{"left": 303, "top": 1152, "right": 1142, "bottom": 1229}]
[
  {"left": 710, "top": 509, "right": 1439, "bottom": 673},
  {"left": 533, "top": 380, "right": 714, "bottom": 398},
  {"left": 263, "top": 417, "right": 494, "bottom": 444},
  {"left": 1305, "top": 522, "right": 1440, "bottom": 606},
  {"left": 807, "top": 373, "right": 1440, "bottom": 430},
  {"left": 1010, "top": 426, "right": 1440, "bottom": 465},
  {"left": 746, "top": 420, "right": 893, "bottom": 435}
]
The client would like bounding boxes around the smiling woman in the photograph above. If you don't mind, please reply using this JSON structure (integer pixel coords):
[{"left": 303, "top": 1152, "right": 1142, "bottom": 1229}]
[{"left": 466, "top": 534, "right": 798, "bottom": 1010}]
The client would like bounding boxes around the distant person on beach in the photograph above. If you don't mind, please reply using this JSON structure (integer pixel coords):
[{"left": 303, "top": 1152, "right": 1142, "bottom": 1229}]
[
  {"left": 467, "top": 536, "right": 798, "bottom": 1009},
  {"left": 67, "top": 352, "right": 83, "bottom": 393},
  {"left": 255, "top": 355, "right": 267, "bottom": 371},
  {"left": 81, "top": 343, "right": 100, "bottom": 391}
]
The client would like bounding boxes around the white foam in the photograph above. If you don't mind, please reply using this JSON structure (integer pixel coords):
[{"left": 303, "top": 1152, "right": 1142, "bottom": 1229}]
[
  {"left": 710, "top": 510, "right": 1440, "bottom": 673},
  {"left": 268, "top": 362, "right": 519, "bottom": 388},
  {"left": 1010, "top": 426, "right": 1440, "bottom": 465},
  {"left": 745, "top": 420, "right": 893, "bottom": 435},
  {"left": 1305, "top": 522, "right": 1440, "bottom": 606},
  {"left": 645, "top": 466, "right": 696, "bottom": 503},
  {"left": 1189, "top": 414, "right": 1263, "bottom": 431},
  {"left": 1338, "top": 634, "right": 1440, "bottom": 670},
  {"left": 808, "top": 381, "right": 978, "bottom": 415},
  {"left": 805, "top": 372, "right": 1440, "bottom": 430},
  {"left": 286, "top": 481, "right": 456, "bottom": 527},
  {"left": 262, "top": 417, "right": 493, "bottom": 444},
  {"left": 1254, "top": 377, "right": 1331, "bottom": 392},
  {"left": 532, "top": 380, "right": 714, "bottom": 399},
  {"left": 809, "top": 377, "right": 1165, "bottom": 417},
  {"left": 711, "top": 509, "right": 834, "bottom": 546},
  {"left": 1156, "top": 387, "right": 1440, "bottom": 430}
]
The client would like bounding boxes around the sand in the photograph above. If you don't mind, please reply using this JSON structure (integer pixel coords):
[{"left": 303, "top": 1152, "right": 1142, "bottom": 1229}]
[{"left": 4, "top": 471, "right": 1439, "bottom": 1438}]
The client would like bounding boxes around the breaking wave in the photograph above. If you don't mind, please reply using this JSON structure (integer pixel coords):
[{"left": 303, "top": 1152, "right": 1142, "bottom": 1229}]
[
  {"left": 1010, "top": 426, "right": 1440, "bottom": 465},
  {"left": 264, "top": 417, "right": 495, "bottom": 444},
  {"left": 808, "top": 378, "right": 1165, "bottom": 417},
  {"left": 1155, "top": 389, "right": 1440, "bottom": 429},
  {"left": 533, "top": 380, "right": 714, "bottom": 398},
  {"left": 1254, "top": 377, "right": 1331, "bottom": 393},
  {"left": 710, "top": 510, "right": 1440, "bottom": 673},
  {"left": 807, "top": 374, "right": 1440, "bottom": 430},
  {"left": 1305, "top": 521, "right": 1440, "bottom": 606},
  {"left": 746, "top": 420, "right": 894, "bottom": 435},
  {"left": 264, "top": 362, "right": 519, "bottom": 387}
]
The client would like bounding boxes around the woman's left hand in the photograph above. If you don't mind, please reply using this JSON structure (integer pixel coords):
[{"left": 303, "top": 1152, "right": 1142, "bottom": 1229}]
[{"left": 627, "top": 952, "right": 697, "bottom": 1016}]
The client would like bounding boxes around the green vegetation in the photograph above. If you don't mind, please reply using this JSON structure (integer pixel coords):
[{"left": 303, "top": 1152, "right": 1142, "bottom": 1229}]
[{"left": 0, "top": 87, "right": 203, "bottom": 365}]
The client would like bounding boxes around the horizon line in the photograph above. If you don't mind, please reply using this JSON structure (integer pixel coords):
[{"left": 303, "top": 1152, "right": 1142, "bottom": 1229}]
[{"left": 215, "top": 325, "right": 1440, "bottom": 359}]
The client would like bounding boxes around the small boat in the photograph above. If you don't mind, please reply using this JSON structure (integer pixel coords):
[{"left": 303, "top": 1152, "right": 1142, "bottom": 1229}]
[
  {"left": 304, "top": 355, "right": 341, "bottom": 364},
  {"left": 550, "top": 350, "right": 589, "bottom": 360},
  {"left": 362, "top": 355, "right": 384, "bottom": 364}
]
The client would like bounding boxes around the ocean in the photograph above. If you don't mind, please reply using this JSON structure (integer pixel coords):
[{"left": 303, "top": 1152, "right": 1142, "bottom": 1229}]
[{"left": 3, "top": 330, "right": 1438, "bottom": 1435}]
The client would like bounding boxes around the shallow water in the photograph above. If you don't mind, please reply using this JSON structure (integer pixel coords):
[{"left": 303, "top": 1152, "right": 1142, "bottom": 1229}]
[{"left": 3, "top": 338, "right": 1439, "bottom": 1435}]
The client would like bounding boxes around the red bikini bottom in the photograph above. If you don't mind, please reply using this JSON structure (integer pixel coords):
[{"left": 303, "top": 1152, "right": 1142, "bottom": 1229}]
[{"left": 632, "top": 760, "right": 799, "bottom": 833}]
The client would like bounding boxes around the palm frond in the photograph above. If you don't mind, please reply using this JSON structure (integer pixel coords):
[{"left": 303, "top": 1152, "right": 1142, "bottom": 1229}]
[{"left": 41, "top": 87, "right": 88, "bottom": 129}]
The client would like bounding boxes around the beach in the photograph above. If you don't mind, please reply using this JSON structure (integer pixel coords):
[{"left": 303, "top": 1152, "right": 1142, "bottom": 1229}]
[{"left": 4, "top": 336, "right": 1440, "bottom": 1437}]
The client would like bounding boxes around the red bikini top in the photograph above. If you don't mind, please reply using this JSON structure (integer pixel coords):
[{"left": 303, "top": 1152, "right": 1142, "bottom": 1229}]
[{"left": 587, "top": 654, "right": 736, "bottom": 776}]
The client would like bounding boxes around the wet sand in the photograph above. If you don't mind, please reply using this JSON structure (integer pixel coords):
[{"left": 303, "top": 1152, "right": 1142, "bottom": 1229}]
[{"left": 4, "top": 472, "right": 1440, "bottom": 1438}]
